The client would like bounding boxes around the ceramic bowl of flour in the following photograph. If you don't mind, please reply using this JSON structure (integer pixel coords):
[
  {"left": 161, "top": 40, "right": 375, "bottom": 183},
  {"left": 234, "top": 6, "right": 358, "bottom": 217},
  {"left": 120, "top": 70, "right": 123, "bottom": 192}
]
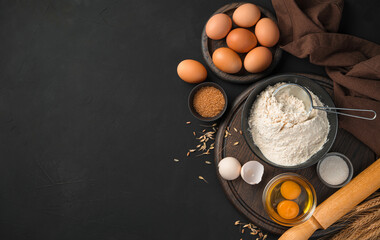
[{"left": 241, "top": 74, "right": 338, "bottom": 170}]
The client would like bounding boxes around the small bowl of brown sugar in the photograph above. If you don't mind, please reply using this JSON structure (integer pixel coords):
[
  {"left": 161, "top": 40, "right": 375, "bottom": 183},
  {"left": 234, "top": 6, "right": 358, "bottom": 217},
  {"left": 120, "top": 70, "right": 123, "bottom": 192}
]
[{"left": 188, "top": 82, "right": 228, "bottom": 122}]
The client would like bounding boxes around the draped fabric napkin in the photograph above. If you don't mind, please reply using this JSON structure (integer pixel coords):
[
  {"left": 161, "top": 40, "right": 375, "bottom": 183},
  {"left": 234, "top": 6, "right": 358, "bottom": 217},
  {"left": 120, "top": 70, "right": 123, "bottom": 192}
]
[{"left": 272, "top": 0, "right": 380, "bottom": 155}]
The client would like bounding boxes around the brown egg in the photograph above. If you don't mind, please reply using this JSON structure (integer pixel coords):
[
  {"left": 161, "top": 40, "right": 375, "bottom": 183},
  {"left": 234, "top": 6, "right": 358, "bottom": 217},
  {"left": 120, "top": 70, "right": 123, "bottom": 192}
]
[
  {"left": 255, "top": 18, "right": 280, "bottom": 47},
  {"left": 244, "top": 47, "right": 272, "bottom": 73},
  {"left": 233, "top": 3, "right": 261, "bottom": 28},
  {"left": 226, "top": 28, "right": 257, "bottom": 53},
  {"left": 177, "top": 59, "right": 207, "bottom": 83},
  {"left": 212, "top": 48, "right": 242, "bottom": 74},
  {"left": 205, "top": 13, "right": 232, "bottom": 40}
]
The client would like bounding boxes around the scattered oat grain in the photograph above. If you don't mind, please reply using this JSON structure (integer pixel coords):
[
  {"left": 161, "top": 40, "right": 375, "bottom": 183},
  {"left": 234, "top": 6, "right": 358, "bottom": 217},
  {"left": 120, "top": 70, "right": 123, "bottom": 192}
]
[
  {"left": 198, "top": 176, "right": 208, "bottom": 183},
  {"left": 234, "top": 220, "right": 266, "bottom": 239}
]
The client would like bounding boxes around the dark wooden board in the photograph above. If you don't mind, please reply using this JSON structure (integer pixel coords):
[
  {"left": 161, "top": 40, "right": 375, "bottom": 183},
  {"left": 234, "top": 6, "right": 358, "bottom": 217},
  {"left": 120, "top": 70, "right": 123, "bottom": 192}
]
[
  {"left": 201, "top": 2, "right": 282, "bottom": 84},
  {"left": 214, "top": 73, "right": 377, "bottom": 238}
]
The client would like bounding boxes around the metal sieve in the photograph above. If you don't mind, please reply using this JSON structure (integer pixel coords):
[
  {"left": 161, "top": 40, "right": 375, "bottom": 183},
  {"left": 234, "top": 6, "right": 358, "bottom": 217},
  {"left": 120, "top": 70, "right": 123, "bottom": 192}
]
[{"left": 273, "top": 83, "right": 377, "bottom": 120}]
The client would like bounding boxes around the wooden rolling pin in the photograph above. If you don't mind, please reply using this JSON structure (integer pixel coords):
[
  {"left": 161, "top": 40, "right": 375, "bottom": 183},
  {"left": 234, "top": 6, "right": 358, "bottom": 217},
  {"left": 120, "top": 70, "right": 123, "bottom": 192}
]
[{"left": 279, "top": 158, "right": 380, "bottom": 240}]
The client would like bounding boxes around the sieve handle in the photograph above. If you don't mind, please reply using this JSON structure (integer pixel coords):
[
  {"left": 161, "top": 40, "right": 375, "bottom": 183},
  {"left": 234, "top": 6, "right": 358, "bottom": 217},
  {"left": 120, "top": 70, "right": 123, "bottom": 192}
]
[{"left": 313, "top": 106, "right": 377, "bottom": 120}]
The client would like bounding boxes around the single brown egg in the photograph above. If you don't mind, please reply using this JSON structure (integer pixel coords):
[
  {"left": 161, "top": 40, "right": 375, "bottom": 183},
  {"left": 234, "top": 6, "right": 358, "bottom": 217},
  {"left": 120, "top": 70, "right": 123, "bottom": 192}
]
[
  {"left": 212, "top": 47, "right": 242, "bottom": 74},
  {"left": 255, "top": 18, "right": 280, "bottom": 47},
  {"left": 233, "top": 3, "right": 261, "bottom": 28},
  {"left": 177, "top": 59, "right": 207, "bottom": 83},
  {"left": 205, "top": 13, "right": 232, "bottom": 40},
  {"left": 244, "top": 46, "right": 272, "bottom": 73},
  {"left": 226, "top": 28, "right": 257, "bottom": 53}
]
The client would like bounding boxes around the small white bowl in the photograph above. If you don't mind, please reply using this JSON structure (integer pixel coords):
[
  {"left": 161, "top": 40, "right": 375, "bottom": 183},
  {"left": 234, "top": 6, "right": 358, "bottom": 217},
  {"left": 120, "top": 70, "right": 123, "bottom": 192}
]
[{"left": 316, "top": 152, "right": 353, "bottom": 188}]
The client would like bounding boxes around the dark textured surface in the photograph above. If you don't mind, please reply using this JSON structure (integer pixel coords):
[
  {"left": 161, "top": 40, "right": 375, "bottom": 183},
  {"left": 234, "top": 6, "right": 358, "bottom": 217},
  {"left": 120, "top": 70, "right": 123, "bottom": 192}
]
[{"left": 0, "top": 0, "right": 378, "bottom": 240}]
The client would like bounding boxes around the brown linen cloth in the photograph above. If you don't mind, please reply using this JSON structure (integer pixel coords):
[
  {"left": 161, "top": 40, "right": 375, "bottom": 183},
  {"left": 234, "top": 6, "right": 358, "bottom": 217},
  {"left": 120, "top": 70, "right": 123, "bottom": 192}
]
[{"left": 272, "top": 0, "right": 380, "bottom": 155}]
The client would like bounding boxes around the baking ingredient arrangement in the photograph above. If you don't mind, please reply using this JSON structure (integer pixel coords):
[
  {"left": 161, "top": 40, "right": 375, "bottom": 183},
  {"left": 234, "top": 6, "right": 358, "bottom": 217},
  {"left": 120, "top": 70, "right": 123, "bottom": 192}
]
[{"left": 175, "top": 1, "right": 379, "bottom": 240}]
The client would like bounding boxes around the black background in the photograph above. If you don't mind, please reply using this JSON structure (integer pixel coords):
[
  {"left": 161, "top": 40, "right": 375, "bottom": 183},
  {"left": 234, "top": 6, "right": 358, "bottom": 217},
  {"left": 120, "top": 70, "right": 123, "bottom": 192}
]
[{"left": 0, "top": 0, "right": 379, "bottom": 239}]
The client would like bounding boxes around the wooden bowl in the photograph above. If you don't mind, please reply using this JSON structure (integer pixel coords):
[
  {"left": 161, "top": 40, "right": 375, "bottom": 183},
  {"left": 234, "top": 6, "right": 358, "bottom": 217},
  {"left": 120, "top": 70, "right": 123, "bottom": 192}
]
[{"left": 201, "top": 2, "right": 282, "bottom": 84}]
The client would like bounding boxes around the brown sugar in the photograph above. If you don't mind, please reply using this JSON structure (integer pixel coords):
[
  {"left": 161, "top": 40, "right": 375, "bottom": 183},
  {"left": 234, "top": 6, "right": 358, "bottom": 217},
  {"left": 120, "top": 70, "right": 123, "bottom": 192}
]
[{"left": 193, "top": 86, "right": 225, "bottom": 118}]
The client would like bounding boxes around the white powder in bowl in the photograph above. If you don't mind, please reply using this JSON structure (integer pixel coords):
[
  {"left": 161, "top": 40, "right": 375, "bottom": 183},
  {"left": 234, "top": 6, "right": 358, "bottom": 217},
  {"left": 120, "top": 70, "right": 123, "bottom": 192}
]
[
  {"left": 248, "top": 83, "right": 330, "bottom": 166},
  {"left": 319, "top": 155, "right": 349, "bottom": 185}
]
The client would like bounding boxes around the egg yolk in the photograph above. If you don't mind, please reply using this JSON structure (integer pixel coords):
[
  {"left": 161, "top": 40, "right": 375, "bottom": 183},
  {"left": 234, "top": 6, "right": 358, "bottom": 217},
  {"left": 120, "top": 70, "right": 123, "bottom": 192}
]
[
  {"left": 280, "top": 181, "right": 301, "bottom": 200},
  {"left": 277, "top": 200, "right": 299, "bottom": 219}
]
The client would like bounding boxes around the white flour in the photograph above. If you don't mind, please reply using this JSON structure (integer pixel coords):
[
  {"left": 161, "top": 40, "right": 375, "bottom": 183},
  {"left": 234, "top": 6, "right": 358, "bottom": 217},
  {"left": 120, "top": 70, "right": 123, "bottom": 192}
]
[{"left": 248, "top": 83, "right": 330, "bottom": 166}]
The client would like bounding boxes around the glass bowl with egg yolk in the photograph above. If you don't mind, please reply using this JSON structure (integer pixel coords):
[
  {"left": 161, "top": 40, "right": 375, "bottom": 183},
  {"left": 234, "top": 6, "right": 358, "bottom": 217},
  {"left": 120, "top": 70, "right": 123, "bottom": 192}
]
[{"left": 262, "top": 173, "right": 317, "bottom": 226}]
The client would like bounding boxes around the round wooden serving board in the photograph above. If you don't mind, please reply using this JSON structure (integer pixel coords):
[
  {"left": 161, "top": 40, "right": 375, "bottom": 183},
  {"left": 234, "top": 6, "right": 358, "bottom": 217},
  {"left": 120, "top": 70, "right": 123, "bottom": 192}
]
[{"left": 214, "top": 73, "right": 377, "bottom": 238}]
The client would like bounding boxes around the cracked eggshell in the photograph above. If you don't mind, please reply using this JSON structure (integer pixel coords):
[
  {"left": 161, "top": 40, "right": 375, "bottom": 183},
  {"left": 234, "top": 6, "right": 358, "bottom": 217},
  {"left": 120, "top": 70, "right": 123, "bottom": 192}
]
[
  {"left": 218, "top": 157, "right": 241, "bottom": 180},
  {"left": 241, "top": 161, "right": 264, "bottom": 185}
]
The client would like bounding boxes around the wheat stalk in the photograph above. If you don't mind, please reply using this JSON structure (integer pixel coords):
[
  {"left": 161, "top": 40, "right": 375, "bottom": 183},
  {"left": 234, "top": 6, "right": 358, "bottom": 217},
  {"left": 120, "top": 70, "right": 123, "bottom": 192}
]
[
  {"left": 354, "top": 220, "right": 380, "bottom": 240},
  {"left": 329, "top": 210, "right": 380, "bottom": 240},
  {"left": 318, "top": 192, "right": 380, "bottom": 240}
]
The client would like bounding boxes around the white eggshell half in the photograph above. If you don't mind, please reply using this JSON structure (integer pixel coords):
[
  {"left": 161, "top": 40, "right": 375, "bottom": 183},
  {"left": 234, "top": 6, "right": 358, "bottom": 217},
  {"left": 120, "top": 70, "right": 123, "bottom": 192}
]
[
  {"left": 218, "top": 157, "right": 241, "bottom": 180},
  {"left": 241, "top": 161, "right": 264, "bottom": 185}
]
